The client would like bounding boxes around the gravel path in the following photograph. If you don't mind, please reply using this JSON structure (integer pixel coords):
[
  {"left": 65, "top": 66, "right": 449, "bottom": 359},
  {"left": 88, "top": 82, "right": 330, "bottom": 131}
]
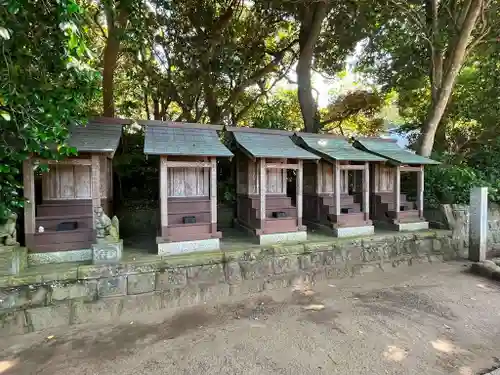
[{"left": 1, "top": 261, "right": 500, "bottom": 375}]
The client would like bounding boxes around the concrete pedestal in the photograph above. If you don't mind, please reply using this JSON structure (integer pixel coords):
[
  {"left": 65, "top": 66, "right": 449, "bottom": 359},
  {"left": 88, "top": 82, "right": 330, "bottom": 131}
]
[
  {"left": 257, "top": 231, "right": 307, "bottom": 246},
  {"left": 157, "top": 238, "right": 220, "bottom": 256},
  {"left": 374, "top": 220, "right": 429, "bottom": 232},
  {"left": 469, "top": 187, "right": 488, "bottom": 262},
  {"left": 92, "top": 240, "right": 123, "bottom": 265},
  {"left": 334, "top": 225, "right": 375, "bottom": 238}
]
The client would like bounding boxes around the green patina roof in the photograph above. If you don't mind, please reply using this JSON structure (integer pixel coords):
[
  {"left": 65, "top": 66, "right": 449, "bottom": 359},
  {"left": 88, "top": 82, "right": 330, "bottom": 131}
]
[
  {"left": 354, "top": 138, "right": 440, "bottom": 165},
  {"left": 228, "top": 128, "right": 319, "bottom": 160},
  {"left": 295, "top": 134, "right": 386, "bottom": 162},
  {"left": 144, "top": 124, "right": 233, "bottom": 157},
  {"left": 67, "top": 122, "right": 123, "bottom": 153}
]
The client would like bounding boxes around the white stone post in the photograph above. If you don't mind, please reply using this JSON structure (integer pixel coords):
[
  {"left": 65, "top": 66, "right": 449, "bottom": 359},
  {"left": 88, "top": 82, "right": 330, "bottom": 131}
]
[{"left": 469, "top": 187, "right": 488, "bottom": 262}]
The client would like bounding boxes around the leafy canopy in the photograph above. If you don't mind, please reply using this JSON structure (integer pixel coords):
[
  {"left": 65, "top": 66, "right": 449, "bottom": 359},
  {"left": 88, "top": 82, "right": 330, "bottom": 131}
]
[{"left": 0, "top": 0, "right": 100, "bottom": 220}]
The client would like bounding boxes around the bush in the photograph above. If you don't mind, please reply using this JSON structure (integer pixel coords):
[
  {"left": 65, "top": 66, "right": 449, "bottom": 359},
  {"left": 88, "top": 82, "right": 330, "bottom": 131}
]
[{"left": 425, "top": 164, "right": 500, "bottom": 208}]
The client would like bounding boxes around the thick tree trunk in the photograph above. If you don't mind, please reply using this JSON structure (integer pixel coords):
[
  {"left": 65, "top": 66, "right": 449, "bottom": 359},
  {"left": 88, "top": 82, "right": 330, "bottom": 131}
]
[
  {"left": 102, "top": 33, "right": 120, "bottom": 117},
  {"left": 102, "top": 4, "right": 128, "bottom": 117},
  {"left": 153, "top": 98, "right": 160, "bottom": 120},
  {"left": 426, "top": 0, "right": 443, "bottom": 104},
  {"left": 418, "top": 0, "right": 482, "bottom": 157},
  {"left": 297, "top": 3, "right": 328, "bottom": 133},
  {"left": 143, "top": 90, "right": 150, "bottom": 119}
]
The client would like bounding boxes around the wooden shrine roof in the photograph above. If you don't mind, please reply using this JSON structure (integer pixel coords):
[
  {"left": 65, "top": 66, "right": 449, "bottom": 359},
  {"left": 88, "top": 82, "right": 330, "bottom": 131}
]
[
  {"left": 294, "top": 133, "right": 386, "bottom": 162},
  {"left": 354, "top": 138, "right": 440, "bottom": 165},
  {"left": 226, "top": 127, "right": 319, "bottom": 160},
  {"left": 67, "top": 120, "right": 125, "bottom": 153},
  {"left": 142, "top": 122, "right": 233, "bottom": 157}
]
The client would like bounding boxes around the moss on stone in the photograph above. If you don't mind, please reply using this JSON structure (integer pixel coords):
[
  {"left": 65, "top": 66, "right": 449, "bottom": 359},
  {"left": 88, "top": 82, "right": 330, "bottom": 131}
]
[{"left": 163, "top": 250, "right": 224, "bottom": 267}]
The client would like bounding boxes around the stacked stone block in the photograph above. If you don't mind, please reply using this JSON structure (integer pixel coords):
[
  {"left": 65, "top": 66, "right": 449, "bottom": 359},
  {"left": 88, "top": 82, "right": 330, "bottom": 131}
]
[{"left": 0, "top": 231, "right": 458, "bottom": 337}]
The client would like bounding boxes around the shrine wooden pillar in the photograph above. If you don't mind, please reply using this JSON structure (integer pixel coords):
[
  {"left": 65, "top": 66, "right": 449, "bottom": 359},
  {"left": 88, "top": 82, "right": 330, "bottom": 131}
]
[
  {"left": 23, "top": 158, "right": 35, "bottom": 248},
  {"left": 393, "top": 165, "right": 401, "bottom": 220},
  {"left": 259, "top": 158, "right": 266, "bottom": 230},
  {"left": 417, "top": 165, "right": 424, "bottom": 218},
  {"left": 91, "top": 154, "right": 101, "bottom": 233},
  {"left": 334, "top": 160, "right": 341, "bottom": 216},
  {"left": 296, "top": 159, "right": 303, "bottom": 227},
  {"left": 160, "top": 156, "right": 168, "bottom": 234},
  {"left": 210, "top": 157, "right": 217, "bottom": 232},
  {"left": 363, "top": 161, "right": 370, "bottom": 221}
]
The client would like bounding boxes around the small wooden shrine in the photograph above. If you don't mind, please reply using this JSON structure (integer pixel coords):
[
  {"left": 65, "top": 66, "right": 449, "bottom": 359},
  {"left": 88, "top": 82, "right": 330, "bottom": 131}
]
[
  {"left": 225, "top": 127, "right": 319, "bottom": 245},
  {"left": 142, "top": 121, "right": 233, "bottom": 255},
  {"left": 293, "top": 133, "right": 386, "bottom": 237},
  {"left": 353, "top": 138, "right": 439, "bottom": 231},
  {"left": 23, "top": 117, "right": 129, "bottom": 263}
]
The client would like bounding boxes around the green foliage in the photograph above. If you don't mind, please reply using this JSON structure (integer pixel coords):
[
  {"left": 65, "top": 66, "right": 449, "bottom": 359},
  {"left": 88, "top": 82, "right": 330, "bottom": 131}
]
[
  {"left": 240, "top": 89, "right": 303, "bottom": 131},
  {"left": 425, "top": 156, "right": 500, "bottom": 208},
  {"left": 0, "top": 0, "right": 100, "bottom": 219},
  {"left": 322, "top": 90, "right": 385, "bottom": 136},
  {"left": 128, "top": 0, "right": 298, "bottom": 124}
]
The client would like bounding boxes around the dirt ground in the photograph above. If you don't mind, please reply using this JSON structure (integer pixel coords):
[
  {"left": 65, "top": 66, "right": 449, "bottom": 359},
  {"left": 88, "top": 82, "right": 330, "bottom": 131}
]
[{"left": 2, "top": 261, "right": 500, "bottom": 375}]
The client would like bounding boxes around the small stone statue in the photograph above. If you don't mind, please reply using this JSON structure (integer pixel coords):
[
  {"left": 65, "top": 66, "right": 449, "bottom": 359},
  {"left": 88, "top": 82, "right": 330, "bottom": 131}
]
[
  {"left": 94, "top": 207, "right": 120, "bottom": 243},
  {"left": 109, "top": 216, "right": 120, "bottom": 242},
  {"left": 0, "top": 213, "right": 18, "bottom": 246}
]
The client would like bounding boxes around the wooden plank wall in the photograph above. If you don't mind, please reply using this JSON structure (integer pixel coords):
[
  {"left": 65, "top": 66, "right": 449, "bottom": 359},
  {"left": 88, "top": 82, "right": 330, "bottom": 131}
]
[
  {"left": 321, "top": 162, "right": 333, "bottom": 193},
  {"left": 42, "top": 156, "right": 112, "bottom": 201},
  {"left": 318, "top": 160, "right": 351, "bottom": 194},
  {"left": 302, "top": 161, "right": 317, "bottom": 194},
  {"left": 237, "top": 156, "right": 249, "bottom": 195},
  {"left": 167, "top": 167, "right": 209, "bottom": 197},
  {"left": 248, "top": 160, "right": 259, "bottom": 195},
  {"left": 375, "top": 165, "right": 394, "bottom": 192},
  {"left": 247, "top": 159, "right": 286, "bottom": 195},
  {"left": 266, "top": 168, "right": 286, "bottom": 195}
]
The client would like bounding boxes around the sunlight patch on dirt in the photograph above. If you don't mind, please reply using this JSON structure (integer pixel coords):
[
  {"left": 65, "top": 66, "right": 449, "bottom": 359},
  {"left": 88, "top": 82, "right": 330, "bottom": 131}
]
[
  {"left": 382, "top": 346, "right": 407, "bottom": 362},
  {"left": 431, "top": 339, "right": 463, "bottom": 354},
  {"left": 303, "top": 304, "right": 325, "bottom": 311},
  {"left": 458, "top": 366, "right": 473, "bottom": 375},
  {"left": 0, "top": 359, "right": 18, "bottom": 374}
]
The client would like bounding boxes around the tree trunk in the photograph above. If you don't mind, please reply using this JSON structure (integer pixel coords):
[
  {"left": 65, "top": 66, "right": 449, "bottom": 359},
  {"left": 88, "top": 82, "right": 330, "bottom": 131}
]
[
  {"left": 153, "top": 98, "right": 160, "bottom": 120},
  {"left": 297, "top": 3, "right": 328, "bottom": 133},
  {"left": 102, "top": 3, "right": 128, "bottom": 117},
  {"left": 143, "top": 90, "right": 150, "bottom": 119},
  {"left": 102, "top": 33, "right": 119, "bottom": 117},
  {"left": 426, "top": 0, "right": 443, "bottom": 104},
  {"left": 418, "top": 0, "right": 483, "bottom": 156}
]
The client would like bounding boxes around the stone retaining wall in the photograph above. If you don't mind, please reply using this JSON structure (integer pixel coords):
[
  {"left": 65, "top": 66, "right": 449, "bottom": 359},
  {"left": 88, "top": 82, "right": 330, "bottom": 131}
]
[
  {"left": 0, "top": 230, "right": 458, "bottom": 337},
  {"left": 425, "top": 203, "right": 500, "bottom": 257}
]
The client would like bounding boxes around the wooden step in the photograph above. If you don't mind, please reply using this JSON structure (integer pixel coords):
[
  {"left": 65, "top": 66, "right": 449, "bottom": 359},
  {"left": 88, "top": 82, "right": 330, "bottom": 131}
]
[
  {"left": 385, "top": 202, "right": 416, "bottom": 211},
  {"left": 37, "top": 201, "right": 92, "bottom": 217},
  {"left": 252, "top": 196, "right": 293, "bottom": 209},
  {"left": 257, "top": 207, "right": 297, "bottom": 219},
  {"left": 167, "top": 212, "right": 211, "bottom": 225},
  {"left": 30, "top": 228, "right": 94, "bottom": 253},
  {"left": 36, "top": 214, "right": 93, "bottom": 231},
  {"left": 264, "top": 217, "right": 298, "bottom": 233},
  {"left": 327, "top": 204, "right": 362, "bottom": 214},
  {"left": 167, "top": 198, "right": 210, "bottom": 213},
  {"left": 330, "top": 212, "right": 370, "bottom": 227},
  {"left": 321, "top": 195, "right": 355, "bottom": 206},
  {"left": 374, "top": 193, "right": 407, "bottom": 204}
]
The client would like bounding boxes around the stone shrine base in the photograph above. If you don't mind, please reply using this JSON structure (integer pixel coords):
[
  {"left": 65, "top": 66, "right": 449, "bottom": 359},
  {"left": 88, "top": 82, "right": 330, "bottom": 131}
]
[
  {"left": 375, "top": 221, "right": 429, "bottom": 232},
  {"left": 0, "top": 245, "right": 27, "bottom": 275},
  {"left": 92, "top": 240, "right": 123, "bottom": 265},
  {"left": 28, "top": 249, "right": 92, "bottom": 265},
  {"left": 0, "top": 229, "right": 463, "bottom": 337},
  {"left": 157, "top": 238, "right": 220, "bottom": 256},
  {"left": 333, "top": 225, "right": 375, "bottom": 238},
  {"left": 257, "top": 231, "right": 307, "bottom": 246}
]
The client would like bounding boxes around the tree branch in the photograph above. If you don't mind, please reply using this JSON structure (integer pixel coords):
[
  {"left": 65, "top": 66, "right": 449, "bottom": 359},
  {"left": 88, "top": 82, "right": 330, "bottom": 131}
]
[{"left": 218, "top": 40, "right": 298, "bottom": 119}]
